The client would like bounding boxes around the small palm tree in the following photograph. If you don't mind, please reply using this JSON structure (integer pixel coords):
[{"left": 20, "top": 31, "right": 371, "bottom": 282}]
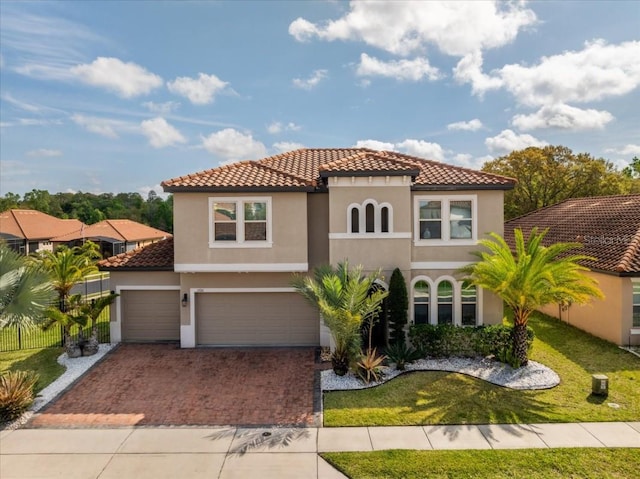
[
  {"left": 460, "top": 228, "right": 603, "bottom": 366},
  {"left": 0, "top": 244, "right": 55, "bottom": 329},
  {"left": 292, "top": 261, "right": 388, "bottom": 375},
  {"left": 34, "top": 243, "right": 100, "bottom": 311}
]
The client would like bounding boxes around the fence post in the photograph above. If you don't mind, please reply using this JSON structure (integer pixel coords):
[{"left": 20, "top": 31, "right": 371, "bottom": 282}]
[
  {"left": 18, "top": 326, "right": 22, "bottom": 350},
  {"left": 60, "top": 325, "right": 64, "bottom": 347}
]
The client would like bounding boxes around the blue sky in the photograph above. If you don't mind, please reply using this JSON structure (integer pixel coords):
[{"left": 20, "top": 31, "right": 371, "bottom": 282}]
[{"left": 1, "top": 1, "right": 639, "bottom": 198}]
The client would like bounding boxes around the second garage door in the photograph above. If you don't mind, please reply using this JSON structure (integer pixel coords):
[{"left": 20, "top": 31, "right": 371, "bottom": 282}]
[
  {"left": 196, "top": 292, "right": 319, "bottom": 346},
  {"left": 121, "top": 290, "right": 180, "bottom": 342}
]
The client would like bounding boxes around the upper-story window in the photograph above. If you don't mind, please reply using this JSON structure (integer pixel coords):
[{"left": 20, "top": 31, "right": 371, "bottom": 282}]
[
  {"left": 633, "top": 282, "right": 640, "bottom": 328},
  {"left": 209, "top": 197, "right": 272, "bottom": 248},
  {"left": 414, "top": 195, "right": 476, "bottom": 245},
  {"left": 348, "top": 199, "right": 393, "bottom": 234}
]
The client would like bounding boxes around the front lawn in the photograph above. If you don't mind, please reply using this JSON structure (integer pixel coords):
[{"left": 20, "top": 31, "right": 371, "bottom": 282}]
[
  {"left": 322, "top": 448, "right": 639, "bottom": 479},
  {"left": 0, "top": 348, "right": 65, "bottom": 393},
  {"left": 324, "top": 313, "right": 640, "bottom": 426}
]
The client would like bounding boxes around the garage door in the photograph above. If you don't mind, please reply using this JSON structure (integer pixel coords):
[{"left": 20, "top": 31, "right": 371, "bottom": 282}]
[
  {"left": 196, "top": 292, "right": 319, "bottom": 346},
  {"left": 121, "top": 290, "right": 180, "bottom": 342}
]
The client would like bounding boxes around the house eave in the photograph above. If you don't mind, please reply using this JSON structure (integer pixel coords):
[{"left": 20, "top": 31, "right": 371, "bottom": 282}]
[
  {"left": 319, "top": 170, "right": 420, "bottom": 178},
  {"left": 411, "top": 184, "right": 516, "bottom": 191},
  {"left": 162, "top": 185, "right": 315, "bottom": 193}
]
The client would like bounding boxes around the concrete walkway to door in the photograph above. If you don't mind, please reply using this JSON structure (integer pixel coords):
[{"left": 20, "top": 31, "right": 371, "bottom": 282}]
[{"left": 28, "top": 344, "right": 319, "bottom": 428}]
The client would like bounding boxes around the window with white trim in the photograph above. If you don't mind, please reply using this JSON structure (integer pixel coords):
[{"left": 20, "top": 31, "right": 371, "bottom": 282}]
[
  {"left": 460, "top": 281, "right": 477, "bottom": 326},
  {"left": 347, "top": 199, "right": 394, "bottom": 234},
  {"left": 209, "top": 197, "right": 272, "bottom": 247},
  {"left": 633, "top": 282, "right": 640, "bottom": 328},
  {"left": 413, "top": 280, "right": 430, "bottom": 325},
  {"left": 414, "top": 195, "right": 476, "bottom": 244},
  {"left": 437, "top": 280, "right": 454, "bottom": 324}
]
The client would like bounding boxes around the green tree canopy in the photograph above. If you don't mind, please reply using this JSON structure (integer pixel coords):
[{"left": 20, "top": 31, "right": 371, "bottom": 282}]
[
  {"left": 482, "top": 145, "right": 633, "bottom": 219},
  {"left": 460, "top": 228, "right": 603, "bottom": 366}
]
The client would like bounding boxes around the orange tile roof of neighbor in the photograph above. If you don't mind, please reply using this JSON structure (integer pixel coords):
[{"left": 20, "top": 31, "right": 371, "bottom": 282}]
[
  {"left": 52, "top": 219, "right": 170, "bottom": 243},
  {"left": 98, "top": 237, "right": 174, "bottom": 271},
  {"left": 0, "top": 209, "right": 85, "bottom": 241},
  {"left": 505, "top": 195, "right": 640, "bottom": 275},
  {"left": 162, "top": 148, "right": 516, "bottom": 192}
]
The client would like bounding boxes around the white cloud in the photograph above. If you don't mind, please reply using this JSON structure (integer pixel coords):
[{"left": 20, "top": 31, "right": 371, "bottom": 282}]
[
  {"left": 267, "top": 121, "right": 301, "bottom": 134},
  {"left": 447, "top": 118, "right": 483, "bottom": 131},
  {"left": 355, "top": 138, "right": 445, "bottom": 161},
  {"left": 167, "top": 73, "right": 228, "bottom": 105},
  {"left": 26, "top": 148, "right": 62, "bottom": 157},
  {"left": 71, "top": 114, "right": 135, "bottom": 139},
  {"left": 354, "top": 139, "right": 396, "bottom": 151},
  {"left": 201, "top": 128, "right": 267, "bottom": 161},
  {"left": 140, "top": 117, "right": 186, "bottom": 148},
  {"left": 356, "top": 53, "right": 440, "bottom": 81},
  {"left": 138, "top": 184, "right": 169, "bottom": 200},
  {"left": 485, "top": 129, "right": 548, "bottom": 154},
  {"left": 605, "top": 144, "right": 640, "bottom": 156},
  {"left": 71, "top": 57, "right": 162, "bottom": 98},
  {"left": 142, "top": 101, "right": 180, "bottom": 115},
  {"left": 512, "top": 104, "right": 614, "bottom": 131},
  {"left": 272, "top": 141, "right": 306, "bottom": 153},
  {"left": 289, "top": 1, "right": 536, "bottom": 56},
  {"left": 453, "top": 51, "right": 504, "bottom": 96},
  {"left": 292, "top": 69, "right": 328, "bottom": 90},
  {"left": 396, "top": 139, "right": 445, "bottom": 161}
]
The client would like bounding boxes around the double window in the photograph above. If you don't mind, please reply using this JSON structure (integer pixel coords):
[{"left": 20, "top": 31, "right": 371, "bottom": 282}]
[
  {"left": 412, "top": 278, "right": 479, "bottom": 326},
  {"left": 414, "top": 196, "right": 476, "bottom": 244},
  {"left": 209, "top": 197, "right": 272, "bottom": 247}
]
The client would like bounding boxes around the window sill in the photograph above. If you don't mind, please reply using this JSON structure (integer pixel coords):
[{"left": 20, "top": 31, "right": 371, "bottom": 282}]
[
  {"left": 413, "top": 239, "right": 478, "bottom": 246},
  {"left": 209, "top": 242, "right": 273, "bottom": 249}
]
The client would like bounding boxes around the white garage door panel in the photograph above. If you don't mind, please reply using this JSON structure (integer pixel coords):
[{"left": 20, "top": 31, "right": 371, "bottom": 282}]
[
  {"left": 122, "top": 290, "right": 180, "bottom": 342},
  {"left": 196, "top": 292, "right": 318, "bottom": 346}
]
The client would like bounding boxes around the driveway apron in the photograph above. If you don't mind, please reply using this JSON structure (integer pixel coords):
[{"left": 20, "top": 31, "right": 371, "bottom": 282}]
[{"left": 27, "top": 344, "right": 318, "bottom": 428}]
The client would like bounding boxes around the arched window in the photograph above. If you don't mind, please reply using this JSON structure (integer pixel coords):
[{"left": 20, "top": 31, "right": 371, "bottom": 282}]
[
  {"left": 437, "top": 280, "right": 453, "bottom": 324},
  {"left": 381, "top": 207, "right": 389, "bottom": 233},
  {"left": 365, "top": 203, "right": 375, "bottom": 233},
  {"left": 350, "top": 207, "right": 360, "bottom": 233},
  {"left": 461, "top": 281, "right": 477, "bottom": 326},
  {"left": 413, "top": 280, "right": 430, "bottom": 324}
]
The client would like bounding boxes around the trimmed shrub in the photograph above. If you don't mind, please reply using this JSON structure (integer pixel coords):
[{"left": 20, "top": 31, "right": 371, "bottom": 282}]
[
  {"left": 409, "top": 323, "right": 534, "bottom": 364},
  {"left": 387, "top": 268, "right": 409, "bottom": 345},
  {"left": 0, "top": 370, "right": 39, "bottom": 422}
]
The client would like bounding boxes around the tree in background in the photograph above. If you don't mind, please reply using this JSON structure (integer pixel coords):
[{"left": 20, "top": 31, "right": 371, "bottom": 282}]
[
  {"left": 387, "top": 268, "right": 408, "bottom": 345},
  {"left": 482, "top": 145, "right": 633, "bottom": 219},
  {"left": 460, "top": 228, "right": 603, "bottom": 367},
  {"left": 622, "top": 156, "right": 640, "bottom": 193},
  {"left": 0, "top": 244, "right": 54, "bottom": 329}
]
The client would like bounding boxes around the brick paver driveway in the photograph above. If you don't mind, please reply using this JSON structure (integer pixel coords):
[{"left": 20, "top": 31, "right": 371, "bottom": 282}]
[{"left": 29, "top": 344, "right": 318, "bottom": 428}]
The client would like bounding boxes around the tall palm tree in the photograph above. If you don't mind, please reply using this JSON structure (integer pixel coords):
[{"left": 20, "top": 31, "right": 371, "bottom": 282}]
[
  {"left": 34, "top": 243, "right": 99, "bottom": 311},
  {"left": 0, "top": 244, "right": 55, "bottom": 329},
  {"left": 292, "top": 261, "right": 388, "bottom": 375},
  {"left": 460, "top": 228, "right": 603, "bottom": 366}
]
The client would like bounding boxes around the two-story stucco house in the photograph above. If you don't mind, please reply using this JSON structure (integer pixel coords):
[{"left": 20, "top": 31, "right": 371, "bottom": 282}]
[{"left": 99, "top": 148, "right": 516, "bottom": 348}]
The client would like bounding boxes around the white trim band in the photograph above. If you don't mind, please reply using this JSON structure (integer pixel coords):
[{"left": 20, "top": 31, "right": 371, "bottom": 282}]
[
  {"left": 329, "top": 232, "right": 411, "bottom": 240},
  {"left": 175, "top": 263, "right": 309, "bottom": 273},
  {"left": 411, "top": 261, "right": 472, "bottom": 270}
]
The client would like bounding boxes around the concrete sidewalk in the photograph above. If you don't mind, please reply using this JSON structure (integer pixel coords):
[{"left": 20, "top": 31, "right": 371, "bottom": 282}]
[{"left": 2, "top": 422, "right": 639, "bottom": 478}]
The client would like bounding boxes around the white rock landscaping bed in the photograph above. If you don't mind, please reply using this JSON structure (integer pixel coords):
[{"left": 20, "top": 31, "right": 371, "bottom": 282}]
[{"left": 321, "top": 356, "right": 560, "bottom": 391}]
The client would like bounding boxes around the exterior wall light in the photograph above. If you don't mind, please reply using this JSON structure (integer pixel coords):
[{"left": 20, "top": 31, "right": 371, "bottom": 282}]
[{"left": 182, "top": 293, "right": 188, "bottom": 307}]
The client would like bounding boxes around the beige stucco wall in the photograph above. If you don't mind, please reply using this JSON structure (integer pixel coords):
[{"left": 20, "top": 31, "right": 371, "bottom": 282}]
[
  {"left": 173, "top": 191, "right": 308, "bottom": 265},
  {"left": 307, "top": 193, "right": 330, "bottom": 269},
  {"left": 539, "top": 272, "right": 636, "bottom": 345},
  {"left": 411, "top": 189, "right": 504, "bottom": 263}
]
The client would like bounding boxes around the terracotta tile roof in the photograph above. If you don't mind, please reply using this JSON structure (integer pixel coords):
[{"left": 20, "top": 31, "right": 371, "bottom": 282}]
[
  {"left": 162, "top": 148, "right": 515, "bottom": 192},
  {"left": 98, "top": 237, "right": 174, "bottom": 271},
  {"left": 0, "top": 209, "right": 85, "bottom": 241},
  {"left": 505, "top": 195, "right": 640, "bottom": 275},
  {"left": 52, "top": 219, "right": 171, "bottom": 243}
]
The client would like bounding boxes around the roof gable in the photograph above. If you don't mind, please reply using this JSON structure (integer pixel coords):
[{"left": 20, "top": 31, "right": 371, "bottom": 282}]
[
  {"left": 162, "top": 148, "right": 515, "bottom": 192},
  {"left": 505, "top": 195, "right": 640, "bottom": 275},
  {"left": 98, "top": 237, "right": 174, "bottom": 271},
  {"left": 52, "top": 219, "right": 171, "bottom": 242}
]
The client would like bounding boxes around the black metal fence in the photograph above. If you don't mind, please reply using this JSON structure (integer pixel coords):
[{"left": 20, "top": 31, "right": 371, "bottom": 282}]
[{"left": 0, "top": 308, "right": 110, "bottom": 352}]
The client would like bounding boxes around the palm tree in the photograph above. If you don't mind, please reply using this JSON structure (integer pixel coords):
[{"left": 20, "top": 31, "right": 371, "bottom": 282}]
[
  {"left": 292, "top": 261, "right": 388, "bottom": 375},
  {"left": 460, "top": 228, "right": 603, "bottom": 366},
  {"left": 34, "top": 243, "right": 100, "bottom": 311},
  {"left": 0, "top": 244, "right": 55, "bottom": 329}
]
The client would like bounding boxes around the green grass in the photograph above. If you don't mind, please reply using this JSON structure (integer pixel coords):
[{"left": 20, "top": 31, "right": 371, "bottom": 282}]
[
  {"left": 0, "top": 348, "right": 65, "bottom": 393},
  {"left": 322, "top": 449, "right": 640, "bottom": 479},
  {"left": 324, "top": 313, "right": 640, "bottom": 426}
]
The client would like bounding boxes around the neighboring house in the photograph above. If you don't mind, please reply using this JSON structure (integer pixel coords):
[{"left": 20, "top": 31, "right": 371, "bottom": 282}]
[
  {"left": 53, "top": 219, "right": 171, "bottom": 258},
  {"left": 0, "top": 209, "right": 85, "bottom": 254},
  {"left": 505, "top": 194, "right": 640, "bottom": 346},
  {"left": 99, "top": 148, "right": 515, "bottom": 348}
]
